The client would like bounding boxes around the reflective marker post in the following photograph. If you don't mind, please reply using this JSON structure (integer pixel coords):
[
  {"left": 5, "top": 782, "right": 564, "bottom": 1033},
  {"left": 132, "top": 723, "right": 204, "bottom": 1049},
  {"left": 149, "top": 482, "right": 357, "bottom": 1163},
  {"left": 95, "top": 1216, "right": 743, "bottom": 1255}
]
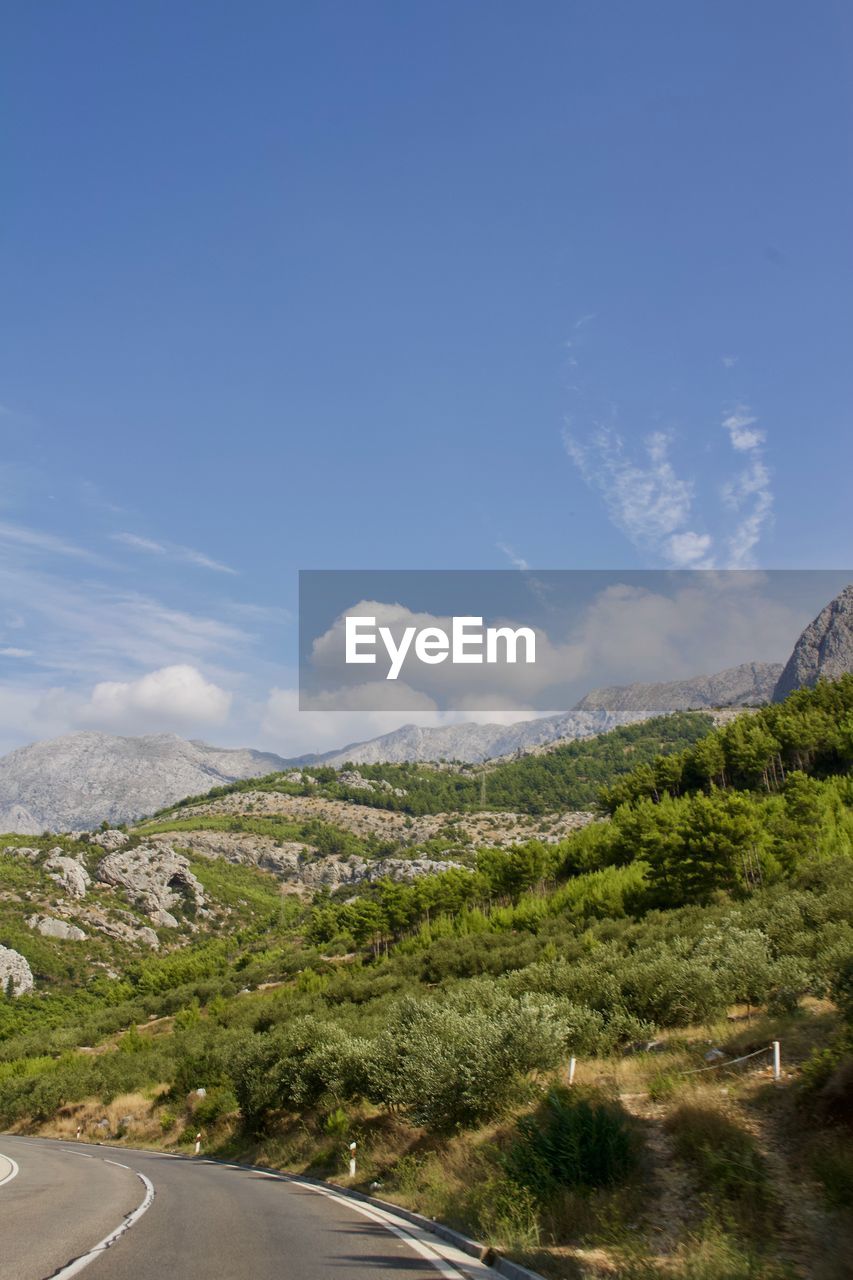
[
  {"left": 348, "top": 1141, "right": 357, "bottom": 1178},
  {"left": 772, "top": 1041, "right": 781, "bottom": 1081},
  {"left": 568, "top": 1056, "right": 577, "bottom": 1086},
  {"left": 195, "top": 1132, "right": 202, "bottom": 1155}
]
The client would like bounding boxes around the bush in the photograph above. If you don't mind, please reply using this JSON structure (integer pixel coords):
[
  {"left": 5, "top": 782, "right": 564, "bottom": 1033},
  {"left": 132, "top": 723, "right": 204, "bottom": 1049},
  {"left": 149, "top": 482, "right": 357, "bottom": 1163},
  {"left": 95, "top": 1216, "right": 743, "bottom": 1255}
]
[
  {"left": 369, "top": 989, "right": 568, "bottom": 1130},
  {"left": 506, "top": 1087, "right": 637, "bottom": 1200},
  {"left": 194, "top": 1087, "right": 238, "bottom": 1125}
]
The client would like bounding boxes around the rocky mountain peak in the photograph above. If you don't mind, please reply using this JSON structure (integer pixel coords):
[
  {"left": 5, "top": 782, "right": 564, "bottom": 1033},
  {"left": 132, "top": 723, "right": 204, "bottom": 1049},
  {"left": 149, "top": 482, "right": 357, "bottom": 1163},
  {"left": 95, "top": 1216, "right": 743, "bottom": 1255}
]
[{"left": 773, "top": 585, "right": 853, "bottom": 702}]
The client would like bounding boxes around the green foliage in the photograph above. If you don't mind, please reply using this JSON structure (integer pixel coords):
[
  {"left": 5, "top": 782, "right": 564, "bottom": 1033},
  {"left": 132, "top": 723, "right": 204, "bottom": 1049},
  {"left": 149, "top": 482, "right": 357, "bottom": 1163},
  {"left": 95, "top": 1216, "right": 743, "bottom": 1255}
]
[
  {"left": 506, "top": 1087, "right": 637, "bottom": 1198},
  {"left": 369, "top": 987, "right": 569, "bottom": 1130}
]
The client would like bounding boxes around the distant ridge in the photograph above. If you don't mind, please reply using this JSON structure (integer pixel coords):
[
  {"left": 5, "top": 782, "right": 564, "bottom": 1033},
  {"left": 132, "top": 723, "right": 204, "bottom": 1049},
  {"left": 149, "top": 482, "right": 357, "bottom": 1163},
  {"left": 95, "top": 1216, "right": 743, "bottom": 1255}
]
[
  {"left": 296, "top": 661, "right": 783, "bottom": 767},
  {"left": 5, "top": 582, "right": 853, "bottom": 833},
  {"left": 0, "top": 732, "right": 289, "bottom": 833}
]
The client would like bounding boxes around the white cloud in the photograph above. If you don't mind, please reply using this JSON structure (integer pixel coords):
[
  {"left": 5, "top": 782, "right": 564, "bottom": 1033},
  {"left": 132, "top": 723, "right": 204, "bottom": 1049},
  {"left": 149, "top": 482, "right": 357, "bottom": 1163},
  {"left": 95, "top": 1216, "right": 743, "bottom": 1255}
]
[
  {"left": 82, "top": 664, "right": 232, "bottom": 730},
  {"left": 665, "top": 531, "right": 714, "bottom": 567},
  {"left": 564, "top": 427, "right": 712, "bottom": 567},
  {"left": 565, "top": 400, "right": 774, "bottom": 570},
  {"left": 720, "top": 405, "right": 773, "bottom": 568},
  {"left": 721, "top": 355, "right": 738, "bottom": 368},
  {"left": 723, "top": 406, "right": 765, "bottom": 452},
  {"left": 180, "top": 548, "right": 237, "bottom": 575},
  {"left": 0, "top": 647, "right": 32, "bottom": 658}
]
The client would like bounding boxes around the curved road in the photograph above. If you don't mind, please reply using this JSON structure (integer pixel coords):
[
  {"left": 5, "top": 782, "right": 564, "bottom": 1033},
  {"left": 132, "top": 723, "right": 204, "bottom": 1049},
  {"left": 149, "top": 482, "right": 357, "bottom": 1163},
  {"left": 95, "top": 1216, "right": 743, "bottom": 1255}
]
[{"left": 0, "top": 1136, "right": 485, "bottom": 1280}]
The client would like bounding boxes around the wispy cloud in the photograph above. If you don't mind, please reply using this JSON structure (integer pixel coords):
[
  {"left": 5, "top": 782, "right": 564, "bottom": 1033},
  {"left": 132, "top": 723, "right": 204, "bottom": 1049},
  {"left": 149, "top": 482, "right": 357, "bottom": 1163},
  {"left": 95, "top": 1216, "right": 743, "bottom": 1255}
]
[
  {"left": 113, "top": 532, "right": 167, "bottom": 554},
  {"left": 721, "top": 355, "right": 738, "bottom": 369},
  {"left": 181, "top": 547, "right": 237, "bottom": 574},
  {"left": 721, "top": 404, "right": 773, "bottom": 568},
  {"left": 723, "top": 405, "right": 765, "bottom": 452},
  {"left": 564, "top": 427, "right": 712, "bottom": 567},
  {"left": 112, "top": 531, "right": 237, "bottom": 575},
  {"left": 0, "top": 521, "right": 105, "bottom": 563},
  {"left": 497, "top": 542, "right": 530, "bottom": 571},
  {"left": 564, "top": 402, "right": 773, "bottom": 570},
  {"left": 0, "top": 647, "right": 32, "bottom": 658}
]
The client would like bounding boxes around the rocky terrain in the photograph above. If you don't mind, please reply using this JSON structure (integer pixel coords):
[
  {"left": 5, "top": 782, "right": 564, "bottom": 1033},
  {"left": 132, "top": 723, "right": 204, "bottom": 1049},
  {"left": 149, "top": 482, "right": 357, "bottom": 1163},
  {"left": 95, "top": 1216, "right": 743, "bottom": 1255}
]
[
  {"left": 0, "top": 778, "right": 596, "bottom": 983},
  {"left": 167, "top": 789, "right": 593, "bottom": 848},
  {"left": 773, "top": 583, "right": 853, "bottom": 701}
]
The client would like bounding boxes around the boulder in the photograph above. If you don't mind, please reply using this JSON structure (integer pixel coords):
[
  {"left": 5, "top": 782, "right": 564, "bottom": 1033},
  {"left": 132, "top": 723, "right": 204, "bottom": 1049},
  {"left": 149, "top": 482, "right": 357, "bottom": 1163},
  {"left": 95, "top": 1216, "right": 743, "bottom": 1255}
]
[
  {"left": 0, "top": 945, "right": 34, "bottom": 996},
  {"left": 365, "top": 856, "right": 467, "bottom": 883},
  {"left": 2, "top": 845, "right": 41, "bottom": 861},
  {"left": 79, "top": 908, "right": 159, "bottom": 949},
  {"left": 85, "top": 829, "right": 130, "bottom": 852},
  {"left": 96, "top": 845, "right": 204, "bottom": 926},
  {"left": 27, "top": 914, "right": 87, "bottom": 941},
  {"left": 44, "top": 852, "right": 91, "bottom": 899}
]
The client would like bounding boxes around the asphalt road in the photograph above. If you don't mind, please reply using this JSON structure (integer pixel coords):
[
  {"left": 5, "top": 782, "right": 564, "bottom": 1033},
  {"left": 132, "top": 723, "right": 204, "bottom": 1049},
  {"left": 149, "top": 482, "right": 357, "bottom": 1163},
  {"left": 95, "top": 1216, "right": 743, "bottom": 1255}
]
[{"left": 0, "top": 1136, "right": 480, "bottom": 1280}]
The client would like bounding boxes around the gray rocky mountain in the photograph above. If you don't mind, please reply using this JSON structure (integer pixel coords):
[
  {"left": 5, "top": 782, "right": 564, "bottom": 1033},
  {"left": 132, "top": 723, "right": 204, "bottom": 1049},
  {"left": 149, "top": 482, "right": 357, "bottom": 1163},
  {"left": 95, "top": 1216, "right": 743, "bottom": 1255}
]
[
  {"left": 0, "top": 732, "right": 289, "bottom": 833},
  {"left": 0, "top": 663, "right": 782, "bottom": 832},
  {"left": 305, "top": 661, "right": 783, "bottom": 767},
  {"left": 773, "top": 585, "right": 853, "bottom": 702}
]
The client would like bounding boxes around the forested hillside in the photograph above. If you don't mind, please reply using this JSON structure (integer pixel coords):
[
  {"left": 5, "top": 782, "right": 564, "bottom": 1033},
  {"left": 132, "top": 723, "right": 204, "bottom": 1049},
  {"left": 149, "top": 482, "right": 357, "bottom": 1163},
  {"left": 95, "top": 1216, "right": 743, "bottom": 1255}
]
[
  {"left": 2, "top": 681, "right": 852, "bottom": 1279},
  {"left": 162, "top": 710, "right": 716, "bottom": 818}
]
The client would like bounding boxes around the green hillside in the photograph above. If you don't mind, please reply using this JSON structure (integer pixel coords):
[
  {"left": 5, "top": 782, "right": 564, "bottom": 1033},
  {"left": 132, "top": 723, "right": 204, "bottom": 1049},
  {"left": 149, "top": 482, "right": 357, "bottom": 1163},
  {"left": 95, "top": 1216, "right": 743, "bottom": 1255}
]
[
  {"left": 160, "top": 709, "right": 716, "bottom": 818},
  {"left": 2, "top": 682, "right": 852, "bottom": 1279}
]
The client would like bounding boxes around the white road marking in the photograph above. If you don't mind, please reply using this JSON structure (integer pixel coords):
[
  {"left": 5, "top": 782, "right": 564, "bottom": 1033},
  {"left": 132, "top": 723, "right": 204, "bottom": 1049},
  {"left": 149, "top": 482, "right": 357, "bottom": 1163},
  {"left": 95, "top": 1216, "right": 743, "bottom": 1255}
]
[
  {"left": 0, "top": 1153, "right": 20, "bottom": 1187},
  {"left": 49, "top": 1162, "right": 155, "bottom": 1278},
  {"left": 252, "top": 1170, "right": 473, "bottom": 1279}
]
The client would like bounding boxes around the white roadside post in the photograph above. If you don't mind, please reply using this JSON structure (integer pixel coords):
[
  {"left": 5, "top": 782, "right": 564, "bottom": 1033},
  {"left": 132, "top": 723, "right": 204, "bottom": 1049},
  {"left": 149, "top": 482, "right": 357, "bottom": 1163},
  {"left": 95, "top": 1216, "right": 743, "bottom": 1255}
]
[
  {"left": 772, "top": 1041, "right": 781, "bottom": 1081},
  {"left": 195, "top": 1132, "right": 202, "bottom": 1156},
  {"left": 568, "top": 1056, "right": 577, "bottom": 1086},
  {"left": 348, "top": 1141, "right": 357, "bottom": 1178}
]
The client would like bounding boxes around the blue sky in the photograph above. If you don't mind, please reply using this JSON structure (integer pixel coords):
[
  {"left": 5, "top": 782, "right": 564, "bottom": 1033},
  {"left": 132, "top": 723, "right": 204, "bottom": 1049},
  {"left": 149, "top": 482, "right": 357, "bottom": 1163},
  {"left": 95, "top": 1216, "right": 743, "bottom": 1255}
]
[{"left": 1, "top": 2, "right": 851, "bottom": 755}]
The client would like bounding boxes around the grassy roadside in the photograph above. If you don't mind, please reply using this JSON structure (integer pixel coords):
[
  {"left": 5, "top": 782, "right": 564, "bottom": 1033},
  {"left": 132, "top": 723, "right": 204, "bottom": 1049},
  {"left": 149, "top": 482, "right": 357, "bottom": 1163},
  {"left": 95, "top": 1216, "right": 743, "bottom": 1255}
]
[{"left": 18, "top": 1001, "right": 851, "bottom": 1280}]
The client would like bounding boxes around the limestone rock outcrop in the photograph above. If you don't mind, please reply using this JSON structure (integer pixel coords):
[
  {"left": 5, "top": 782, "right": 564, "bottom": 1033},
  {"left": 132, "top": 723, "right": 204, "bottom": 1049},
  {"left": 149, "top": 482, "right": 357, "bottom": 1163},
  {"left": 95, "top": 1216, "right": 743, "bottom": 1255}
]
[
  {"left": 96, "top": 845, "right": 204, "bottom": 928},
  {"left": 27, "top": 914, "right": 87, "bottom": 941},
  {"left": 0, "top": 945, "right": 34, "bottom": 996},
  {"left": 44, "top": 852, "right": 91, "bottom": 899}
]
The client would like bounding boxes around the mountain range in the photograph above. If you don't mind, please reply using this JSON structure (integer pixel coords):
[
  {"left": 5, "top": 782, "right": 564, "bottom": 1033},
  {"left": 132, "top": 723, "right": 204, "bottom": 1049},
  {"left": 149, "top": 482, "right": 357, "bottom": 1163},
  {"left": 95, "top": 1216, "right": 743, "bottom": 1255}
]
[{"left": 1, "top": 585, "right": 850, "bottom": 833}]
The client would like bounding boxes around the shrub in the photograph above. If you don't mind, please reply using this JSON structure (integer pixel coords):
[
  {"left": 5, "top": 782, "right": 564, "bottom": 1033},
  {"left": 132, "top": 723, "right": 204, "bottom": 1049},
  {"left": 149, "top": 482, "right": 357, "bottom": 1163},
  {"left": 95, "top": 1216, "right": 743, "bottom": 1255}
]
[
  {"left": 194, "top": 1087, "right": 238, "bottom": 1125},
  {"left": 506, "top": 1087, "right": 637, "bottom": 1200},
  {"left": 370, "top": 989, "right": 568, "bottom": 1130}
]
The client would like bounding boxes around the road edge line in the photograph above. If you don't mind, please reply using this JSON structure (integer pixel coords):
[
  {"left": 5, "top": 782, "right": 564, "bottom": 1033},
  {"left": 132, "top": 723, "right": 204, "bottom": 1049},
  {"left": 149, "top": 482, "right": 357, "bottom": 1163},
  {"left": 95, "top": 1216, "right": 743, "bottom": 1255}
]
[{"left": 48, "top": 1164, "right": 154, "bottom": 1278}]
